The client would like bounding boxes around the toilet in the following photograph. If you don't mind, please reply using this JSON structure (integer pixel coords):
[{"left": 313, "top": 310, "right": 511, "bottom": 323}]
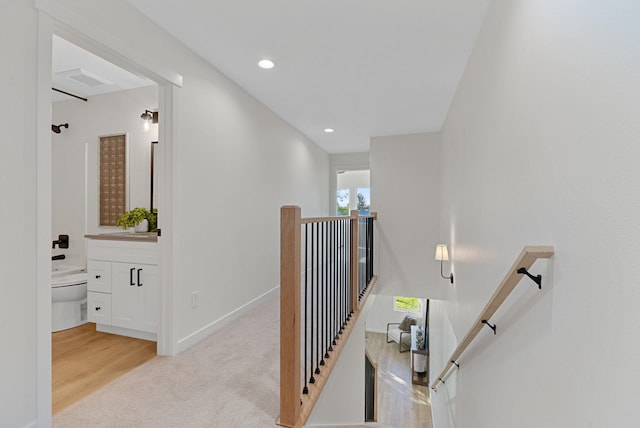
[{"left": 52, "top": 266, "right": 88, "bottom": 332}]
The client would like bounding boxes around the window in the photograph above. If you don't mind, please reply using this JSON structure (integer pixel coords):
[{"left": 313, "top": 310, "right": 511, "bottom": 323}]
[
  {"left": 336, "top": 170, "right": 370, "bottom": 216},
  {"left": 357, "top": 187, "right": 370, "bottom": 215},
  {"left": 337, "top": 188, "right": 350, "bottom": 216},
  {"left": 394, "top": 296, "right": 422, "bottom": 313}
]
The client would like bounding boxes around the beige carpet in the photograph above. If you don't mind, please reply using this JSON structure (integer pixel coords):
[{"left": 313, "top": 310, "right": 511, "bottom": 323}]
[{"left": 53, "top": 292, "right": 280, "bottom": 427}]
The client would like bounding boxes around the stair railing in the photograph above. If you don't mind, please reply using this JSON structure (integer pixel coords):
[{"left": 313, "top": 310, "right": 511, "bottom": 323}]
[
  {"left": 278, "top": 206, "right": 377, "bottom": 428},
  {"left": 431, "top": 245, "right": 554, "bottom": 390}
]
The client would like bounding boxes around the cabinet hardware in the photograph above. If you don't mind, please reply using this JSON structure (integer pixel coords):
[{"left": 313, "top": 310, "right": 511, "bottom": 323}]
[
  {"left": 137, "top": 268, "right": 143, "bottom": 287},
  {"left": 95, "top": 275, "right": 101, "bottom": 279},
  {"left": 130, "top": 267, "right": 135, "bottom": 286},
  {"left": 95, "top": 307, "right": 101, "bottom": 311}
]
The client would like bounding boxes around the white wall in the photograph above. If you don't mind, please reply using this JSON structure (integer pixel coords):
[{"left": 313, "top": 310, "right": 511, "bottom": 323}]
[
  {"left": 365, "top": 294, "right": 401, "bottom": 333},
  {"left": 306, "top": 294, "right": 373, "bottom": 426},
  {"left": 46, "top": 0, "right": 330, "bottom": 353},
  {"left": 370, "top": 133, "right": 444, "bottom": 299},
  {"left": 4, "top": 0, "right": 330, "bottom": 426},
  {"left": 337, "top": 170, "right": 369, "bottom": 191},
  {"left": 52, "top": 86, "right": 158, "bottom": 267},
  {"left": 0, "top": 2, "right": 39, "bottom": 426},
  {"left": 431, "top": 1, "right": 640, "bottom": 427}
]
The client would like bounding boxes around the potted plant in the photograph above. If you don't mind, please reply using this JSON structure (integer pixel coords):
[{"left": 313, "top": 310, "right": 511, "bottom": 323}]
[{"left": 116, "top": 207, "right": 157, "bottom": 232}]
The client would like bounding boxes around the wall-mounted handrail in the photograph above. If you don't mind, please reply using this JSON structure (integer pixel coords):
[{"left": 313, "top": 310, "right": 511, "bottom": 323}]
[{"left": 431, "top": 245, "right": 554, "bottom": 390}]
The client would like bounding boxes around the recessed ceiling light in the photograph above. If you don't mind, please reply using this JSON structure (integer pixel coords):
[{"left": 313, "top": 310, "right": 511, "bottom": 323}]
[
  {"left": 324, "top": 128, "right": 335, "bottom": 133},
  {"left": 258, "top": 59, "right": 274, "bottom": 69}
]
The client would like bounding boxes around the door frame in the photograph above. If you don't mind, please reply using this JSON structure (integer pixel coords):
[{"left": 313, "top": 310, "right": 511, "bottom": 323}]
[{"left": 35, "top": 1, "right": 182, "bottom": 423}]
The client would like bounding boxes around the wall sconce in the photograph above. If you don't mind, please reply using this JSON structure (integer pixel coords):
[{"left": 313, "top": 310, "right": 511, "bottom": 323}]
[
  {"left": 140, "top": 109, "right": 158, "bottom": 132},
  {"left": 435, "top": 244, "right": 454, "bottom": 284}
]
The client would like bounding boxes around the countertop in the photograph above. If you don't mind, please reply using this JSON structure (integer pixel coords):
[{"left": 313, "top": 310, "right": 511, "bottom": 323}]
[{"left": 84, "top": 232, "right": 158, "bottom": 242}]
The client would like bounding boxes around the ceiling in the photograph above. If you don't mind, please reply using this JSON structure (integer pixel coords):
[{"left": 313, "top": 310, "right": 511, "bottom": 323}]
[
  {"left": 54, "top": 1, "right": 490, "bottom": 154},
  {"left": 52, "top": 35, "right": 154, "bottom": 103}
]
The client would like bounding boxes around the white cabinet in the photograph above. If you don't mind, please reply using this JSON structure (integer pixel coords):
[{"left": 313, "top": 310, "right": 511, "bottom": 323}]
[
  {"left": 86, "top": 239, "right": 158, "bottom": 340},
  {"left": 87, "top": 290, "right": 112, "bottom": 324},
  {"left": 111, "top": 262, "right": 159, "bottom": 333}
]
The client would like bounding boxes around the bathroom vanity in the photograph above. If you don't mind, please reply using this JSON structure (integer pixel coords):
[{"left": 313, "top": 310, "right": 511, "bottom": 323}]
[{"left": 85, "top": 233, "right": 158, "bottom": 341}]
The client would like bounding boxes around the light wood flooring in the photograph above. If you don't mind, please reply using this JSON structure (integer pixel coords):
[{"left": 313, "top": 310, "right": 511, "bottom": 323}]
[
  {"left": 52, "top": 323, "right": 157, "bottom": 415},
  {"left": 365, "top": 332, "right": 433, "bottom": 428}
]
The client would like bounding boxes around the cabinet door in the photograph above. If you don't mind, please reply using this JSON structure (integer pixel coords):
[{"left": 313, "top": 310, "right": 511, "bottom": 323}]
[
  {"left": 111, "top": 262, "right": 140, "bottom": 330},
  {"left": 87, "top": 260, "right": 111, "bottom": 293},
  {"left": 137, "top": 264, "right": 159, "bottom": 334},
  {"left": 87, "top": 292, "right": 112, "bottom": 324}
]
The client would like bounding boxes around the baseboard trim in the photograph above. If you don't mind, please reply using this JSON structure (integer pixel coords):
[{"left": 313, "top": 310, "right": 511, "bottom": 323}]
[
  {"left": 176, "top": 285, "right": 280, "bottom": 354},
  {"left": 96, "top": 324, "right": 157, "bottom": 342}
]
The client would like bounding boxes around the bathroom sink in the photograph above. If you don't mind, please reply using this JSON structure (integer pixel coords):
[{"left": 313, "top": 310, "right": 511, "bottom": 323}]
[{"left": 84, "top": 232, "right": 158, "bottom": 242}]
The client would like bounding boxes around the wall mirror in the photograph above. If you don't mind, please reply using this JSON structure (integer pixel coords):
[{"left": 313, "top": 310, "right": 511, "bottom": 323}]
[{"left": 150, "top": 140, "right": 158, "bottom": 213}]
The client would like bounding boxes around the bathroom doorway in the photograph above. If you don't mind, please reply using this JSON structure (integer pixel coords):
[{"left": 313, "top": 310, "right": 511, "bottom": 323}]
[
  {"left": 37, "top": 8, "right": 180, "bottom": 423},
  {"left": 50, "top": 34, "right": 161, "bottom": 414}
]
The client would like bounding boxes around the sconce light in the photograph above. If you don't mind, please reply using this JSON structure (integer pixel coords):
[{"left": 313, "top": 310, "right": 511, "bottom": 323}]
[
  {"left": 140, "top": 109, "right": 158, "bottom": 132},
  {"left": 435, "top": 244, "right": 454, "bottom": 284}
]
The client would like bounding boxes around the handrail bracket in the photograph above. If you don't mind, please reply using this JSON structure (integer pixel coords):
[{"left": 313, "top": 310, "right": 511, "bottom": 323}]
[
  {"left": 517, "top": 267, "right": 542, "bottom": 289},
  {"left": 481, "top": 320, "right": 497, "bottom": 335}
]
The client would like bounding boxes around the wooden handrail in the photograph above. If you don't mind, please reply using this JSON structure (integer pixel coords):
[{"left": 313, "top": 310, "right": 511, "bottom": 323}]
[
  {"left": 301, "top": 211, "right": 377, "bottom": 224},
  {"left": 431, "top": 245, "right": 554, "bottom": 390}
]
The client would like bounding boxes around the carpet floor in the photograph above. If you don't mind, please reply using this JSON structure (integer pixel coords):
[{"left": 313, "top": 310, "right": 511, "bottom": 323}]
[{"left": 53, "top": 292, "right": 280, "bottom": 428}]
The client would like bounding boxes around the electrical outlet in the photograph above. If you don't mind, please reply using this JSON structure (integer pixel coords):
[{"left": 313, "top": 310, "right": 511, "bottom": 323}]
[{"left": 191, "top": 291, "right": 199, "bottom": 308}]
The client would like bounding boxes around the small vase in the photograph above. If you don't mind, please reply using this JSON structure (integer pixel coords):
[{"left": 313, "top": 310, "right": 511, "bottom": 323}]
[{"left": 134, "top": 219, "right": 149, "bottom": 233}]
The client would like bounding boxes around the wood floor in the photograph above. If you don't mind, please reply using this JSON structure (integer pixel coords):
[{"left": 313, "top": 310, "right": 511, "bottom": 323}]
[
  {"left": 365, "top": 332, "right": 433, "bottom": 428},
  {"left": 52, "top": 323, "right": 157, "bottom": 415}
]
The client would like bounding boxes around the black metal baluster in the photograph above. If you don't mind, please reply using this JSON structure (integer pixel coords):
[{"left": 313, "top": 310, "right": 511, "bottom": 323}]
[
  {"left": 309, "top": 223, "right": 315, "bottom": 385},
  {"left": 341, "top": 218, "right": 346, "bottom": 332},
  {"left": 363, "top": 217, "right": 367, "bottom": 294},
  {"left": 346, "top": 218, "right": 350, "bottom": 320},
  {"left": 363, "top": 218, "right": 367, "bottom": 294},
  {"left": 344, "top": 218, "right": 348, "bottom": 325},
  {"left": 329, "top": 221, "right": 335, "bottom": 351},
  {"left": 303, "top": 224, "right": 309, "bottom": 394},
  {"left": 347, "top": 217, "right": 352, "bottom": 320},
  {"left": 365, "top": 218, "right": 369, "bottom": 287},
  {"left": 324, "top": 221, "right": 330, "bottom": 361},
  {"left": 338, "top": 219, "right": 343, "bottom": 335},
  {"left": 358, "top": 218, "right": 361, "bottom": 297},
  {"left": 320, "top": 222, "right": 325, "bottom": 367},
  {"left": 369, "top": 218, "right": 374, "bottom": 285},
  {"left": 315, "top": 222, "right": 321, "bottom": 376},
  {"left": 331, "top": 221, "right": 342, "bottom": 346}
]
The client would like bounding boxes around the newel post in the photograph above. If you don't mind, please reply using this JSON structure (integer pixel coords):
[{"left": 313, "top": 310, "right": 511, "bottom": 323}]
[
  {"left": 350, "top": 210, "right": 359, "bottom": 313},
  {"left": 280, "top": 206, "right": 301, "bottom": 427}
]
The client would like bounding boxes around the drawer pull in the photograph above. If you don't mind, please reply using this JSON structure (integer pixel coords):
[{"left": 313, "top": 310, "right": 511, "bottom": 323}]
[
  {"left": 95, "top": 307, "right": 101, "bottom": 311},
  {"left": 95, "top": 275, "right": 101, "bottom": 279},
  {"left": 130, "top": 267, "right": 136, "bottom": 286},
  {"left": 137, "top": 268, "right": 143, "bottom": 287}
]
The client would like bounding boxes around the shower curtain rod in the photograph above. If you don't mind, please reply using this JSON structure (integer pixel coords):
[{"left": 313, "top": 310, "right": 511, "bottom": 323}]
[{"left": 52, "top": 87, "right": 88, "bottom": 102}]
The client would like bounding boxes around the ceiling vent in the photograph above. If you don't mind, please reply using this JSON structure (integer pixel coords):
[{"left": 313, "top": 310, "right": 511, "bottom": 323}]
[{"left": 57, "top": 68, "right": 111, "bottom": 86}]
